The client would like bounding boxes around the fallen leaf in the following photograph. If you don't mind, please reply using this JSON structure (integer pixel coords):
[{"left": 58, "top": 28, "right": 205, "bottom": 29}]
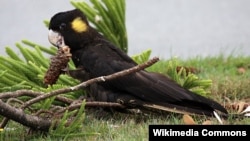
[
  {"left": 183, "top": 114, "right": 196, "bottom": 125},
  {"left": 240, "top": 105, "right": 250, "bottom": 117},
  {"left": 225, "top": 101, "right": 249, "bottom": 112},
  {"left": 237, "top": 67, "right": 246, "bottom": 74},
  {"left": 237, "top": 101, "right": 247, "bottom": 113}
]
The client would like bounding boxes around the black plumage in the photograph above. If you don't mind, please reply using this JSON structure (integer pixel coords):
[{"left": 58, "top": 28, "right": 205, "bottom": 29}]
[{"left": 48, "top": 9, "right": 228, "bottom": 117}]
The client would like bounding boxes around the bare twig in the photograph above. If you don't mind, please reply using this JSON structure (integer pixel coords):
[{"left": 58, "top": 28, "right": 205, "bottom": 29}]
[
  {"left": 0, "top": 98, "right": 25, "bottom": 128},
  {"left": 57, "top": 101, "right": 126, "bottom": 114},
  {"left": 0, "top": 118, "right": 9, "bottom": 129},
  {"left": 0, "top": 90, "right": 73, "bottom": 104},
  {"left": 22, "top": 57, "right": 159, "bottom": 109}
]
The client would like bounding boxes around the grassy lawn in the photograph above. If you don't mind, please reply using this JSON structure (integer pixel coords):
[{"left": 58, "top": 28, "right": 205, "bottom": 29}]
[{"left": 1, "top": 55, "right": 250, "bottom": 141}]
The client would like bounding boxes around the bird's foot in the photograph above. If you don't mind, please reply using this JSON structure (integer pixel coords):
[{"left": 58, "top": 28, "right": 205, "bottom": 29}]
[{"left": 116, "top": 95, "right": 142, "bottom": 108}]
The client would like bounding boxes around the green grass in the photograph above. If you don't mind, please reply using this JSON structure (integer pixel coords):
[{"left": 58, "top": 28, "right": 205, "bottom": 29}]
[
  {"left": 1, "top": 55, "right": 250, "bottom": 140},
  {"left": 182, "top": 55, "right": 250, "bottom": 100}
]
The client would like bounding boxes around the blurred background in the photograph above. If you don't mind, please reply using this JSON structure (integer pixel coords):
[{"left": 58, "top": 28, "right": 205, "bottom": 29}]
[{"left": 1, "top": 0, "right": 250, "bottom": 59}]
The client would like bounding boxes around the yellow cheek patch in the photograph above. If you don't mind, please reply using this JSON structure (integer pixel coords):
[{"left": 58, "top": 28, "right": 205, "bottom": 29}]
[{"left": 71, "top": 17, "right": 88, "bottom": 33}]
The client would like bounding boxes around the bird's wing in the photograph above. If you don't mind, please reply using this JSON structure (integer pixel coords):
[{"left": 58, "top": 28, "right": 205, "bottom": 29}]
[{"left": 107, "top": 69, "right": 227, "bottom": 116}]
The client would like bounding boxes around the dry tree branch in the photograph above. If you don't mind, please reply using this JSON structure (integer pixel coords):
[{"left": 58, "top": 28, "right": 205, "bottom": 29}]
[
  {"left": 0, "top": 90, "right": 73, "bottom": 128},
  {"left": 0, "top": 99, "right": 51, "bottom": 131},
  {"left": 22, "top": 57, "right": 159, "bottom": 109}
]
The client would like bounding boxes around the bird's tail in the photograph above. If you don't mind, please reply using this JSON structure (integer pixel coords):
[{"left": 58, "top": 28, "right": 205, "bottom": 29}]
[{"left": 139, "top": 101, "right": 228, "bottom": 118}]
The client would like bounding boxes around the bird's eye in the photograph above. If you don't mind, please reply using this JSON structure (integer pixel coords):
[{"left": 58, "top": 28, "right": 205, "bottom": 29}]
[{"left": 59, "top": 23, "right": 66, "bottom": 30}]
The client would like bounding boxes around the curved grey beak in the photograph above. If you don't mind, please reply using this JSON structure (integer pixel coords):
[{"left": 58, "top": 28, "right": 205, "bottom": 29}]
[{"left": 48, "top": 30, "right": 65, "bottom": 48}]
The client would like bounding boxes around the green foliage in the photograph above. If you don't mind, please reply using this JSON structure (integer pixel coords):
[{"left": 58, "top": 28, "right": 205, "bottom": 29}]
[
  {"left": 71, "top": 0, "right": 128, "bottom": 53},
  {"left": 162, "top": 58, "right": 212, "bottom": 96},
  {"left": 49, "top": 101, "right": 91, "bottom": 140},
  {"left": 131, "top": 49, "right": 152, "bottom": 64},
  {"left": 0, "top": 40, "right": 81, "bottom": 97}
]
